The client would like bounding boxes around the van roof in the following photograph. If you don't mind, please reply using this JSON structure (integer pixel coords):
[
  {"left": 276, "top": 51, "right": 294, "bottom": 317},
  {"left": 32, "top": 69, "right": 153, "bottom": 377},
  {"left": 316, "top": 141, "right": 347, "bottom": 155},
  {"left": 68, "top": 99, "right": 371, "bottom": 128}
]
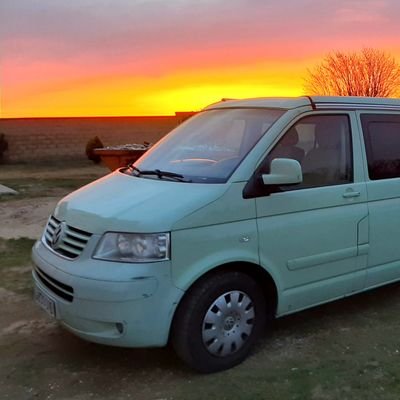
[{"left": 204, "top": 96, "right": 400, "bottom": 111}]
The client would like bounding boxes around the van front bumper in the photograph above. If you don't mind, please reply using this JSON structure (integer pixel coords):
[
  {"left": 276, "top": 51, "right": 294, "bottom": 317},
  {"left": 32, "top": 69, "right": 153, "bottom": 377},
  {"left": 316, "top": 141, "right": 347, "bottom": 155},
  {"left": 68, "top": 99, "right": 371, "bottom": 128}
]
[{"left": 32, "top": 240, "right": 184, "bottom": 348}]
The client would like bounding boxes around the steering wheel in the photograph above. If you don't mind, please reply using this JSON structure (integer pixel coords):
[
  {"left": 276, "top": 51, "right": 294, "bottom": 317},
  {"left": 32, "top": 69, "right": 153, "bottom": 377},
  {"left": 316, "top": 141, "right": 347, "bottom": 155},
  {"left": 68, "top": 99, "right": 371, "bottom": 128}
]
[{"left": 171, "top": 158, "right": 218, "bottom": 165}]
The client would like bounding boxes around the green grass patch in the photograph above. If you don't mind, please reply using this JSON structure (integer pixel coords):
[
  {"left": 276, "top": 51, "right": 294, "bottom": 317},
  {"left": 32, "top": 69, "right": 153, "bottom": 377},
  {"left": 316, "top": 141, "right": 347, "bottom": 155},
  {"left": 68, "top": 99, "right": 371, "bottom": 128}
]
[
  {"left": 0, "top": 238, "right": 36, "bottom": 294},
  {"left": 0, "top": 238, "right": 35, "bottom": 268},
  {"left": 0, "top": 177, "right": 95, "bottom": 202},
  {"left": 0, "top": 161, "right": 108, "bottom": 202}
]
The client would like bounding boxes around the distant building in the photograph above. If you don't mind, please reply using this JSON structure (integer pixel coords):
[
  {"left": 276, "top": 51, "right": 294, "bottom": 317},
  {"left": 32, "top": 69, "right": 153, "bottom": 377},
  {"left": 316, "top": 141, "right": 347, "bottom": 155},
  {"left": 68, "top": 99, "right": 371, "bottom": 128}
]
[{"left": 175, "top": 111, "right": 197, "bottom": 124}]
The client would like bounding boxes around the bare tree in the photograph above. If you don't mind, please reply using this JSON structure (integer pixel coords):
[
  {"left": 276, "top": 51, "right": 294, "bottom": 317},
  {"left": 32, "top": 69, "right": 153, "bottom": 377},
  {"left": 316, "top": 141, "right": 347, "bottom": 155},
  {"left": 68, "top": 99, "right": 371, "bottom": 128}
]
[{"left": 304, "top": 48, "right": 400, "bottom": 97}]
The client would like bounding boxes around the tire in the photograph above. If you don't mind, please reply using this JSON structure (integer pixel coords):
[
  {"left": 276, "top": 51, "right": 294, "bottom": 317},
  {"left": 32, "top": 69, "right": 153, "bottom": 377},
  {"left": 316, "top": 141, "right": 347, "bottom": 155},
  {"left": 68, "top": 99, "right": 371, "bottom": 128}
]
[{"left": 171, "top": 271, "right": 267, "bottom": 373}]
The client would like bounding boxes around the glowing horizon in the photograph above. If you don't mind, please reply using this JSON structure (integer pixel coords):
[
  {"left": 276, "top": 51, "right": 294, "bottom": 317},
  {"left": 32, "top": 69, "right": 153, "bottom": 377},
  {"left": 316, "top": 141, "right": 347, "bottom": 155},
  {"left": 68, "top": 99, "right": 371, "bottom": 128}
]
[
  {"left": 1, "top": 0, "right": 400, "bottom": 118},
  {"left": 1, "top": 62, "right": 308, "bottom": 118}
]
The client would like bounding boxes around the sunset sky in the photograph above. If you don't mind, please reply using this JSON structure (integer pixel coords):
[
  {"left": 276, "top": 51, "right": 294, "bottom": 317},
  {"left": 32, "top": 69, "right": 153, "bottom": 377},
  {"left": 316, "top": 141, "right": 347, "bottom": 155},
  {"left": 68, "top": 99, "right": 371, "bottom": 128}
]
[{"left": 1, "top": 0, "right": 400, "bottom": 117}]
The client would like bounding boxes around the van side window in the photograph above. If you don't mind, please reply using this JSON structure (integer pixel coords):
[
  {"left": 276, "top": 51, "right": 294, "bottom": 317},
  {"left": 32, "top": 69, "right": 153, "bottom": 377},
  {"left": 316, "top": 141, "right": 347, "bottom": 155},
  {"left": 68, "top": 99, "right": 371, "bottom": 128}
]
[
  {"left": 360, "top": 114, "right": 400, "bottom": 180},
  {"left": 267, "top": 114, "right": 353, "bottom": 189}
]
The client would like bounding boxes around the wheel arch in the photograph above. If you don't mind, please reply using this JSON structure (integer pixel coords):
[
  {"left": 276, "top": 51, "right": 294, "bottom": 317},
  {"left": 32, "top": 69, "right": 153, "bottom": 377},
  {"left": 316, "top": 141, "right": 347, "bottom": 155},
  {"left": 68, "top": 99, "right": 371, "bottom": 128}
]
[{"left": 170, "top": 261, "right": 279, "bottom": 337}]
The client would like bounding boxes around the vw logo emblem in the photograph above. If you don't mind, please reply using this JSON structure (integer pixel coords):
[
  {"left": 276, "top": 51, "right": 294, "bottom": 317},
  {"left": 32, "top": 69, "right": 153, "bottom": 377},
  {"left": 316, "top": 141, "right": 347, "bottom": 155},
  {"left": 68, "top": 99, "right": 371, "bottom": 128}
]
[{"left": 51, "top": 222, "right": 65, "bottom": 249}]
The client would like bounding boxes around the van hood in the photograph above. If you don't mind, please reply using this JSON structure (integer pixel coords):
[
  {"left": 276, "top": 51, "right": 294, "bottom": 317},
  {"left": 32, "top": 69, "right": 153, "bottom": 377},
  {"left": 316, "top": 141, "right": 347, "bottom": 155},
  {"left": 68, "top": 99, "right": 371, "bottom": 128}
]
[{"left": 54, "top": 170, "right": 227, "bottom": 234}]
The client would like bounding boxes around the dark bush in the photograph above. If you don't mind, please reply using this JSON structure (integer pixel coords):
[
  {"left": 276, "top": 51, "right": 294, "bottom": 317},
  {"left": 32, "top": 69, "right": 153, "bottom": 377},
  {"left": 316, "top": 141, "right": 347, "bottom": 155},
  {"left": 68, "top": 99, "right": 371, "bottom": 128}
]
[
  {"left": 85, "top": 136, "right": 104, "bottom": 164},
  {"left": 0, "top": 133, "right": 8, "bottom": 163}
]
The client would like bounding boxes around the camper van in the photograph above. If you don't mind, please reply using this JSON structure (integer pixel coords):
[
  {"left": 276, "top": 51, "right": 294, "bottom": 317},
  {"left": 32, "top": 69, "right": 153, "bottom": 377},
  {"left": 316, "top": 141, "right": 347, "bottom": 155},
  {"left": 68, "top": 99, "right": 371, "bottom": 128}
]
[{"left": 32, "top": 96, "right": 400, "bottom": 372}]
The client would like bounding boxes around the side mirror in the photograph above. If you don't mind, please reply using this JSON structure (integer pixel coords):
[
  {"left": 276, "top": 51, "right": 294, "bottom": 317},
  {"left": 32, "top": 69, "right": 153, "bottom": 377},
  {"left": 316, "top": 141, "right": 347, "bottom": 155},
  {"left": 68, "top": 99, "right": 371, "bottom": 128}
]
[{"left": 262, "top": 158, "right": 303, "bottom": 185}]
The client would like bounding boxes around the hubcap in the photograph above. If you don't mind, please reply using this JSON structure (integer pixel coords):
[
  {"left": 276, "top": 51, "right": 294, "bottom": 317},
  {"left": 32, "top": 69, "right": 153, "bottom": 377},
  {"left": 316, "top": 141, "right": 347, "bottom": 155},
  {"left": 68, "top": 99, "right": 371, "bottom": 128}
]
[{"left": 202, "top": 290, "right": 255, "bottom": 357}]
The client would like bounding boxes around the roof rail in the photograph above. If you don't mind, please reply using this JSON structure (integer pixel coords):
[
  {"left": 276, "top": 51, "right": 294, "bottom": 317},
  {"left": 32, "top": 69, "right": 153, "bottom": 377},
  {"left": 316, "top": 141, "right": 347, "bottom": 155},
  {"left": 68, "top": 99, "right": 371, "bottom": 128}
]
[
  {"left": 304, "top": 96, "right": 316, "bottom": 110},
  {"left": 310, "top": 96, "right": 400, "bottom": 111},
  {"left": 315, "top": 102, "right": 400, "bottom": 111}
]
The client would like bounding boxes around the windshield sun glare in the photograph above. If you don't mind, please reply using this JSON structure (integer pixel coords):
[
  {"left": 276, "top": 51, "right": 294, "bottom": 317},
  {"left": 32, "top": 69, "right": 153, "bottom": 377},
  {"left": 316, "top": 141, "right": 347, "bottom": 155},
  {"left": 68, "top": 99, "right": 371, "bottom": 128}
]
[{"left": 130, "top": 108, "right": 285, "bottom": 183}]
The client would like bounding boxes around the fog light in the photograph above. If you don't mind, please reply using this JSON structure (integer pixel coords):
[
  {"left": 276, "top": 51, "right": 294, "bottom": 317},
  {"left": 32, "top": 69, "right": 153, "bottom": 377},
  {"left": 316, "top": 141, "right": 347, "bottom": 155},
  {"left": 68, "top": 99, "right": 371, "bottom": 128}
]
[{"left": 116, "top": 323, "right": 124, "bottom": 334}]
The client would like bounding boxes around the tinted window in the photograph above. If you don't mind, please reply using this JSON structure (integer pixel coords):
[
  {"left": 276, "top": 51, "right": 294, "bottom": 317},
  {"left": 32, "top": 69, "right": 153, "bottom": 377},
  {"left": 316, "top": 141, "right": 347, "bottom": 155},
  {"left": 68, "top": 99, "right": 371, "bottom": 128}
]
[{"left": 361, "top": 114, "right": 400, "bottom": 180}]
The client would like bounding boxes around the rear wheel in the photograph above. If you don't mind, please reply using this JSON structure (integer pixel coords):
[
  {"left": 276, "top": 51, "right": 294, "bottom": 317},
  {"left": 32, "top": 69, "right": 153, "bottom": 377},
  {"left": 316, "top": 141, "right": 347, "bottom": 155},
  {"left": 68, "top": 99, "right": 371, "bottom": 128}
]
[{"left": 171, "top": 271, "right": 267, "bottom": 373}]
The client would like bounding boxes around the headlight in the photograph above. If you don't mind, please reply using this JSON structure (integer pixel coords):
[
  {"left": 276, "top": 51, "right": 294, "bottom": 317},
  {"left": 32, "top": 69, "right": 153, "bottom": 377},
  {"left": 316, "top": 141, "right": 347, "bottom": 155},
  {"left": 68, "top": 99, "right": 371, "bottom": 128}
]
[{"left": 93, "top": 232, "right": 170, "bottom": 263}]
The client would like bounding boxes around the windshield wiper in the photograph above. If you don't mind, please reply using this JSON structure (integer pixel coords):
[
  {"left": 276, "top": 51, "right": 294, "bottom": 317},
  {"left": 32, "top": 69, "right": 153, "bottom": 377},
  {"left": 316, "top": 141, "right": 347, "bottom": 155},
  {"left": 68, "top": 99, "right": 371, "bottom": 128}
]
[
  {"left": 128, "top": 165, "right": 191, "bottom": 182},
  {"left": 128, "top": 165, "right": 142, "bottom": 175}
]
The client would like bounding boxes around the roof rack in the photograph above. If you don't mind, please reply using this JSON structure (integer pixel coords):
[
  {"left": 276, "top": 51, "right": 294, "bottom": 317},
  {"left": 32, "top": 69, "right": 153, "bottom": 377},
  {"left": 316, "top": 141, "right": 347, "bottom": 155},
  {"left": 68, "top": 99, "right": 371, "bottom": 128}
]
[
  {"left": 309, "top": 96, "right": 400, "bottom": 111},
  {"left": 314, "top": 102, "right": 400, "bottom": 111}
]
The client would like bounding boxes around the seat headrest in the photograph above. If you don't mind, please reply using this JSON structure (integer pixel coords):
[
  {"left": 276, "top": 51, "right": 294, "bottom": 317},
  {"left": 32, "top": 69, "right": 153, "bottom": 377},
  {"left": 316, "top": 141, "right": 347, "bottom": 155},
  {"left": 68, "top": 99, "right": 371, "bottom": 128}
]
[{"left": 281, "top": 127, "right": 299, "bottom": 146}]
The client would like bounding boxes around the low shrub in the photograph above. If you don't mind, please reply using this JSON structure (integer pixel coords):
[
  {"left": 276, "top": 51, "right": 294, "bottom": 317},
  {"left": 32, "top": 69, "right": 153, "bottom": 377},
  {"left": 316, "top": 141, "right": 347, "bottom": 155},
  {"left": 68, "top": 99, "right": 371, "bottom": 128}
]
[
  {"left": 0, "top": 133, "right": 8, "bottom": 163},
  {"left": 85, "top": 136, "right": 104, "bottom": 163}
]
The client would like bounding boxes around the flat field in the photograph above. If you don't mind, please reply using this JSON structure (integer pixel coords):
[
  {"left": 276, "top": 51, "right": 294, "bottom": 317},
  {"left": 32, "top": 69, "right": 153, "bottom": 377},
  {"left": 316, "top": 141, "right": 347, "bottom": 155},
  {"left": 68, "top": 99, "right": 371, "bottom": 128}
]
[{"left": 1, "top": 162, "right": 400, "bottom": 400}]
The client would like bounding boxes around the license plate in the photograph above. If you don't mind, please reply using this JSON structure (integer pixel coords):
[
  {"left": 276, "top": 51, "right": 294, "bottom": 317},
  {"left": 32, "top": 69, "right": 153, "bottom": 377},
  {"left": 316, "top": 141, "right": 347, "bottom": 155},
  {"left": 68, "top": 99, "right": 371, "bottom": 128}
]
[{"left": 34, "top": 286, "right": 57, "bottom": 319}]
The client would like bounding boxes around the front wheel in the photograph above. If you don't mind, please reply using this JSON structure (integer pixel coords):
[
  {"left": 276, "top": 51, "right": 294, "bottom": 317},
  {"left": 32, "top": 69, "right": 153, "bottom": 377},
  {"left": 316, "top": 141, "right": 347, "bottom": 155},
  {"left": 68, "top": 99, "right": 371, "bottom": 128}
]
[{"left": 171, "top": 271, "right": 267, "bottom": 373}]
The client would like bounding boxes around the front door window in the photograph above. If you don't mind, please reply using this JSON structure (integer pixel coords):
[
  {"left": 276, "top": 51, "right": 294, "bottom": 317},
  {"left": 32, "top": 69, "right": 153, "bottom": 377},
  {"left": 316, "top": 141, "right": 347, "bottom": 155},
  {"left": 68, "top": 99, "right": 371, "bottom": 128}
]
[{"left": 268, "top": 114, "right": 353, "bottom": 189}]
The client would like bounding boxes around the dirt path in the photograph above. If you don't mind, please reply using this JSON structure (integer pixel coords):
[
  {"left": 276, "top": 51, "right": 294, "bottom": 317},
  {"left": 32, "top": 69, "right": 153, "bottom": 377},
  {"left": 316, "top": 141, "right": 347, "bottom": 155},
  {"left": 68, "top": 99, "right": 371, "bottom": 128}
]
[
  {"left": 0, "top": 162, "right": 107, "bottom": 239},
  {"left": 0, "top": 197, "right": 59, "bottom": 239}
]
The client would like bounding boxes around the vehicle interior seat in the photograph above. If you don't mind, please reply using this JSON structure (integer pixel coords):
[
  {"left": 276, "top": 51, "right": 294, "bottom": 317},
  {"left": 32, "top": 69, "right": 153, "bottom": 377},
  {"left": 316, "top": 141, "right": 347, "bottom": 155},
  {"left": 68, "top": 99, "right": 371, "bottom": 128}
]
[
  {"left": 301, "top": 122, "right": 342, "bottom": 186},
  {"left": 269, "top": 127, "right": 305, "bottom": 164}
]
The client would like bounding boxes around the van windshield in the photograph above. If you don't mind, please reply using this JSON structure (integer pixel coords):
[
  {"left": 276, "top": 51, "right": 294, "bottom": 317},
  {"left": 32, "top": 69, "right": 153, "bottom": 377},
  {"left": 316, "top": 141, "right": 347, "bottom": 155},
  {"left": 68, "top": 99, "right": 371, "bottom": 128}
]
[{"left": 130, "top": 108, "right": 285, "bottom": 183}]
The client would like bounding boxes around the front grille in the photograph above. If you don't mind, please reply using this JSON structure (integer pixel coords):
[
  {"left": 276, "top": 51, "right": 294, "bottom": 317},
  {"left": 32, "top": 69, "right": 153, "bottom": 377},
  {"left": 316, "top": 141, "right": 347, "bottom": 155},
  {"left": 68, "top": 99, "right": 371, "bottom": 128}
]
[
  {"left": 35, "top": 266, "right": 74, "bottom": 302},
  {"left": 44, "top": 216, "right": 92, "bottom": 259}
]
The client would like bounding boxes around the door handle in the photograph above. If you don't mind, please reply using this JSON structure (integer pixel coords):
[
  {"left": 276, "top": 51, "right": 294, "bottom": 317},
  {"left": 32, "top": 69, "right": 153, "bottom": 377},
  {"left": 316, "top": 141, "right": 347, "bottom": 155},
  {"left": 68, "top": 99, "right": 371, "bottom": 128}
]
[{"left": 342, "top": 191, "right": 361, "bottom": 199}]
